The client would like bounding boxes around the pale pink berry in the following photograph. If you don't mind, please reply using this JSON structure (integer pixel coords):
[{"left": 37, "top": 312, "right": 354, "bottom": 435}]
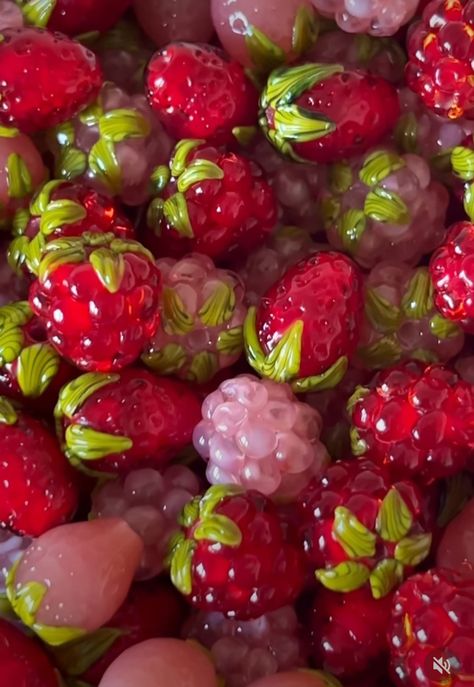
[
  {"left": 90, "top": 465, "right": 200, "bottom": 580},
  {"left": 0, "top": 0, "right": 23, "bottom": 31},
  {"left": 436, "top": 498, "right": 474, "bottom": 579},
  {"left": 310, "top": 0, "right": 418, "bottom": 36},
  {"left": 248, "top": 672, "right": 342, "bottom": 687},
  {"left": 133, "top": 0, "right": 213, "bottom": 46},
  {"left": 193, "top": 374, "right": 329, "bottom": 500}
]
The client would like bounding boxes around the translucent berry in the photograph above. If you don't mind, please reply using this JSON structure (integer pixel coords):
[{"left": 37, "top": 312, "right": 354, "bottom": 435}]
[
  {"left": 310, "top": 0, "right": 418, "bottom": 35},
  {"left": 0, "top": 617, "right": 60, "bottom": 687},
  {"left": 436, "top": 498, "right": 474, "bottom": 578},
  {"left": 18, "top": 0, "right": 131, "bottom": 34},
  {"left": 134, "top": 0, "right": 214, "bottom": 46}
]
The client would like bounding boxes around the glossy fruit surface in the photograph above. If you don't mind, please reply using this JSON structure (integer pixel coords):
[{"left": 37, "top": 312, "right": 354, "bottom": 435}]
[{"left": 0, "top": 617, "right": 60, "bottom": 687}]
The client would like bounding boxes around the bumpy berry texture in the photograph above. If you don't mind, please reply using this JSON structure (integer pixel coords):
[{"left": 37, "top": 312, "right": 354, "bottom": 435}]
[
  {"left": 55, "top": 368, "right": 202, "bottom": 474},
  {"left": 29, "top": 233, "right": 161, "bottom": 372},
  {"left": 18, "top": 0, "right": 131, "bottom": 34},
  {"left": 134, "top": 0, "right": 214, "bottom": 46},
  {"left": 356, "top": 263, "right": 464, "bottom": 370},
  {"left": 259, "top": 63, "right": 400, "bottom": 164},
  {"left": 46, "top": 82, "right": 172, "bottom": 206},
  {"left": 299, "top": 459, "right": 435, "bottom": 598},
  {"left": 147, "top": 42, "right": 258, "bottom": 145},
  {"left": 193, "top": 374, "right": 329, "bottom": 500},
  {"left": 91, "top": 465, "right": 201, "bottom": 579},
  {"left": 406, "top": 0, "right": 474, "bottom": 119},
  {"left": 169, "top": 485, "right": 306, "bottom": 619},
  {"left": 349, "top": 361, "right": 474, "bottom": 482},
  {"left": 0, "top": 27, "right": 102, "bottom": 133},
  {"left": 244, "top": 251, "right": 364, "bottom": 393},
  {"left": 0, "top": 617, "right": 60, "bottom": 687},
  {"left": 184, "top": 605, "right": 307, "bottom": 687},
  {"left": 388, "top": 569, "right": 474, "bottom": 686},
  {"left": 436, "top": 497, "right": 474, "bottom": 578},
  {"left": 310, "top": 0, "right": 418, "bottom": 35},
  {"left": 145, "top": 139, "right": 277, "bottom": 262},
  {"left": 322, "top": 148, "right": 449, "bottom": 269},
  {"left": 142, "top": 254, "right": 247, "bottom": 383}
]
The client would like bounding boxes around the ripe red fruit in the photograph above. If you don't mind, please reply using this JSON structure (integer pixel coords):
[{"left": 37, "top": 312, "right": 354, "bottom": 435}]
[
  {"left": 388, "top": 568, "right": 474, "bottom": 686},
  {"left": 146, "top": 42, "right": 258, "bottom": 145},
  {"left": 29, "top": 232, "right": 161, "bottom": 372},
  {"left": 19, "top": 0, "right": 131, "bottom": 35},
  {"left": 244, "top": 251, "right": 364, "bottom": 393},
  {"left": 259, "top": 63, "right": 400, "bottom": 163},
  {"left": 169, "top": 485, "right": 306, "bottom": 619},
  {"left": 0, "top": 28, "right": 102, "bottom": 134},
  {"left": 55, "top": 368, "right": 202, "bottom": 475},
  {"left": 436, "top": 498, "right": 474, "bottom": 579},
  {"left": 349, "top": 361, "right": 474, "bottom": 482},
  {"left": 0, "top": 617, "right": 60, "bottom": 687},
  {"left": 145, "top": 139, "right": 277, "bottom": 261},
  {"left": 406, "top": 0, "right": 474, "bottom": 119},
  {"left": 0, "top": 396, "right": 78, "bottom": 536}
]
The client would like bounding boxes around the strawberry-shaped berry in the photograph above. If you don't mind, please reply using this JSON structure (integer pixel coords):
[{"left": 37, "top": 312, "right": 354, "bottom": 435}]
[
  {"left": 259, "top": 63, "right": 400, "bottom": 163},
  {"left": 298, "top": 459, "right": 435, "bottom": 598},
  {"left": 29, "top": 232, "right": 161, "bottom": 371},
  {"left": 145, "top": 139, "right": 277, "bottom": 262},
  {"left": 0, "top": 396, "right": 78, "bottom": 536},
  {"left": 388, "top": 568, "right": 474, "bottom": 686},
  {"left": 169, "top": 485, "right": 306, "bottom": 619},
  {"left": 349, "top": 361, "right": 474, "bottom": 482},
  {"left": 0, "top": 617, "right": 61, "bottom": 687},
  {"left": 17, "top": 0, "right": 131, "bottom": 35},
  {"left": 55, "top": 368, "right": 202, "bottom": 475},
  {"left": 244, "top": 251, "right": 364, "bottom": 393},
  {"left": 406, "top": 0, "right": 474, "bottom": 119},
  {"left": 146, "top": 42, "right": 258, "bottom": 145},
  {"left": 0, "top": 27, "right": 102, "bottom": 133}
]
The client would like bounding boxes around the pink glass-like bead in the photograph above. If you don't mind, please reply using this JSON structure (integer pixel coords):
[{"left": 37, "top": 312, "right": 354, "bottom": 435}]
[
  {"left": 98, "top": 638, "right": 219, "bottom": 687},
  {"left": 91, "top": 465, "right": 200, "bottom": 580},
  {"left": 436, "top": 498, "right": 474, "bottom": 579},
  {"left": 193, "top": 374, "right": 329, "bottom": 500},
  {"left": 0, "top": 1, "right": 23, "bottom": 31},
  {"left": 248, "top": 672, "right": 341, "bottom": 687},
  {"left": 133, "top": 0, "right": 213, "bottom": 46},
  {"left": 310, "top": 0, "right": 418, "bottom": 36}
]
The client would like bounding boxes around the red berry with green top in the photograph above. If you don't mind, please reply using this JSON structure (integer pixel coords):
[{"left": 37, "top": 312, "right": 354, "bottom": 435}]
[
  {"left": 0, "top": 617, "right": 60, "bottom": 687},
  {"left": 146, "top": 42, "right": 258, "bottom": 145},
  {"left": 169, "top": 485, "right": 306, "bottom": 619},
  {"left": 259, "top": 63, "right": 400, "bottom": 163},
  {"left": 18, "top": 0, "right": 131, "bottom": 35},
  {"left": 145, "top": 139, "right": 278, "bottom": 262},
  {"left": 29, "top": 232, "right": 161, "bottom": 372},
  {"left": 0, "top": 28, "right": 102, "bottom": 134},
  {"left": 244, "top": 251, "right": 364, "bottom": 393}
]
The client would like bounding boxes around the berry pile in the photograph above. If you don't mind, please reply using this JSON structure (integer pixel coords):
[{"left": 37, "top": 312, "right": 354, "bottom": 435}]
[{"left": 0, "top": 2, "right": 472, "bottom": 687}]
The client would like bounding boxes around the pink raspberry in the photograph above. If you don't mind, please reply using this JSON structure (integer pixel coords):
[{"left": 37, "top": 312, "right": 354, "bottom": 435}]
[{"left": 310, "top": 0, "right": 418, "bottom": 36}]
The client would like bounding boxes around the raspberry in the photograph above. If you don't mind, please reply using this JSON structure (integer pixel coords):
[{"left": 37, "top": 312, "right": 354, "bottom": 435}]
[{"left": 18, "top": 0, "right": 131, "bottom": 35}]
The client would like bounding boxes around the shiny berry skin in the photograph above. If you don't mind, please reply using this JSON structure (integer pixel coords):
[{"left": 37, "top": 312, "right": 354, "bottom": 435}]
[
  {"left": 0, "top": 617, "right": 60, "bottom": 687},
  {"left": 0, "top": 28, "right": 102, "bottom": 133},
  {"left": 19, "top": 0, "right": 131, "bottom": 35},
  {"left": 349, "top": 361, "right": 474, "bottom": 482},
  {"left": 55, "top": 368, "right": 202, "bottom": 475},
  {"left": 406, "top": 0, "right": 474, "bottom": 119},
  {"left": 29, "top": 232, "right": 161, "bottom": 372},
  {"left": 388, "top": 568, "right": 474, "bottom": 686},
  {"left": 145, "top": 140, "right": 278, "bottom": 262},
  {"left": 244, "top": 251, "right": 364, "bottom": 393},
  {"left": 0, "top": 396, "right": 78, "bottom": 536},
  {"left": 169, "top": 485, "right": 306, "bottom": 619},
  {"left": 146, "top": 42, "right": 258, "bottom": 145},
  {"left": 430, "top": 221, "right": 474, "bottom": 333},
  {"left": 437, "top": 497, "right": 474, "bottom": 579},
  {"left": 259, "top": 63, "right": 400, "bottom": 163}
]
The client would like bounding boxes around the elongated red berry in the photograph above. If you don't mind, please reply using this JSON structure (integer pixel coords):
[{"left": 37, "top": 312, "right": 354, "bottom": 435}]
[{"left": 0, "top": 618, "right": 60, "bottom": 687}]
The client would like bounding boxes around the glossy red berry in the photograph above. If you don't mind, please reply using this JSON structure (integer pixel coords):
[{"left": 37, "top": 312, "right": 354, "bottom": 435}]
[
  {"left": 169, "top": 485, "right": 306, "bottom": 619},
  {"left": 0, "top": 396, "right": 78, "bottom": 536},
  {"left": 55, "top": 368, "right": 202, "bottom": 475},
  {"left": 259, "top": 63, "right": 400, "bottom": 163},
  {"left": 145, "top": 139, "right": 278, "bottom": 261},
  {"left": 0, "top": 28, "right": 102, "bottom": 133},
  {"left": 29, "top": 232, "right": 161, "bottom": 372},
  {"left": 146, "top": 42, "right": 258, "bottom": 145},
  {"left": 244, "top": 251, "right": 364, "bottom": 393},
  {"left": 19, "top": 0, "right": 131, "bottom": 35},
  {"left": 406, "top": 0, "right": 474, "bottom": 119},
  {"left": 349, "top": 361, "right": 474, "bottom": 482},
  {"left": 388, "top": 568, "right": 474, "bottom": 686},
  {"left": 0, "top": 617, "right": 60, "bottom": 687}
]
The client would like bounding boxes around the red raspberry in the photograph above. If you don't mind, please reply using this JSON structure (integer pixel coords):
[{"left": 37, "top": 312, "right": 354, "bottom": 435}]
[
  {"left": 244, "top": 251, "right": 364, "bottom": 393},
  {"left": 0, "top": 396, "right": 78, "bottom": 536},
  {"left": 388, "top": 568, "right": 474, "bottom": 686},
  {"left": 348, "top": 361, "right": 474, "bottom": 482},
  {"left": 406, "top": 0, "right": 474, "bottom": 119},
  {"left": 298, "top": 459, "right": 435, "bottom": 599},
  {"left": 55, "top": 368, "right": 202, "bottom": 475},
  {"left": 259, "top": 63, "right": 400, "bottom": 163},
  {"left": 0, "top": 617, "right": 60, "bottom": 687},
  {"left": 169, "top": 485, "right": 305, "bottom": 619},
  {"left": 29, "top": 232, "right": 161, "bottom": 372},
  {"left": 19, "top": 0, "right": 131, "bottom": 35},
  {"left": 145, "top": 139, "right": 278, "bottom": 261},
  {"left": 146, "top": 42, "right": 258, "bottom": 145},
  {"left": 0, "top": 28, "right": 102, "bottom": 134}
]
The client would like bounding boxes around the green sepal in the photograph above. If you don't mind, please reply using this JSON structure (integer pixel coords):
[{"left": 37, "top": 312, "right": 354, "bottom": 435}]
[
  {"left": 89, "top": 248, "right": 125, "bottom": 294},
  {"left": 17, "top": 343, "right": 60, "bottom": 397},
  {"left": 320, "top": 196, "right": 341, "bottom": 227},
  {"left": 216, "top": 327, "right": 244, "bottom": 356},
  {"left": 162, "top": 287, "right": 194, "bottom": 335},
  {"left": 12, "top": 208, "right": 31, "bottom": 236},
  {"left": 99, "top": 108, "right": 150, "bottom": 143},
  {"left": 88, "top": 138, "right": 122, "bottom": 194},
  {"left": 147, "top": 197, "right": 164, "bottom": 232},
  {"left": 7, "top": 153, "right": 33, "bottom": 199},
  {"left": 350, "top": 427, "right": 367, "bottom": 456},
  {"left": 430, "top": 314, "right": 461, "bottom": 340},
  {"left": 291, "top": 355, "right": 348, "bottom": 393},
  {"left": 232, "top": 126, "right": 258, "bottom": 146},
  {"left": 65, "top": 424, "right": 133, "bottom": 463},
  {"left": 245, "top": 24, "right": 286, "bottom": 73},
  {"left": 163, "top": 193, "right": 194, "bottom": 238},
  {"left": 34, "top": 625, "right": 87, "bottom": 648},
  {"left": 394, "top": 112, "right": 418, "bottom": 154},
  {"left": 170, "top": 139, "right": 205, "bottom": 178},
  {"left": 150, "top": 165, "right": 170, "bottom": 194},
  {"left": 193, "top": 513, "right": 242, "bottom": 547},
  {"left": 394, "top": 533, "right": 432, "bottom": 567},
  {"left": 369, "top": 559, "right": 404, "bottom": 599},
  {"left": 18, "top": 0, "right": 56, "bottom": 27},
  {"left": 346, "top": 385, "right": 370, "bottom": 416},
  {"left": 329, "top": 162, "right": 353, "bottom": 194},
  {"left": 400, "top": 269, "right": 433, "bottom": 319},
  {"left": 198, "top": 283, "right": 236, "bottom": 327},
  {"left": 273, "top": 103, "right": 336, "bottom": 145},
  {"left": 262, "top": 63, "right": 344, "bottom": 110},
  {"left": 186, "top": 351, "right": 219, "bottom": 384},
  {"left": 332, "top": 506, "right": 376, "bottom": 559},
  {"left": 51, "top": 627, "right": 123, "bottom": 677},
  {"left": 0, "top": 300, "right": 32, "bottom": 327},
  {"left": 53, "top": 122, "right": 76, "bottom": 147},
  {"left": 356, "top": 336, "right": 401, "bottom": 370},
  {"left": 0, "top": 322, "right": 24, "bottom": 365},
  {"left": 177, "top": 159, "right": 224, "bottom": 193},
  {"left": 169, "top": 534, "right": 196, "bottom": 595},
  {"left": 338, "top": 209, "right": 366, "bottom": 251},
  {"left": 365, "top": 288, "right": 401, "bottom": 332},
  {"left": 292, "top": 4, "right": 319, "bottom": 56},
  {"left": 56, "top": 148, "right": 88, "bottom": 181},
  {"left": 200, "top": 484, "right": 244, "bottom": 518},
  {"left": 78, "top": 102, "right": 103, "bottom": 126},
  {"left": 463, "top": 181, "right": 474, "bottom": 222},
  {"left": 30, "top": 180, "right": 66, "bottom": 216},
  {"left": 376, "top": 488, "right": 413, "bottom": 542},
  {"left": 315, "top": 561, "right": 370, "bottom": 593},
  {"left": 0, "top": 396, "right": 18, "bottom": 425},
  {"left": 39, "top": 200, "right": 87, "bottom": 236},
  {"left": 451, "top": 145, "right": 474, "bottom": 181},
  {"left": 0, "top": 125, "right": 19, "bottom": 138},
  {"left": 180, "top": 497, "right": 200, "bottom": 527},
  {"left": 8, "top": 235, "right": 31, "bottom": 274},
  {"left": 364, "top": 187, "right": 410, "bottom": 224},
  {"left": 38, "top": 245, "right": 85, "bottom": 283},
  {"left": 359, "top": 150, "right": 404, "bottom": 187},
  {"left": 142, "top": 343, "right": 187, "bottom": 376},
  {"left": 411, "top": 348, "right": 439, "bottom": 364}
]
